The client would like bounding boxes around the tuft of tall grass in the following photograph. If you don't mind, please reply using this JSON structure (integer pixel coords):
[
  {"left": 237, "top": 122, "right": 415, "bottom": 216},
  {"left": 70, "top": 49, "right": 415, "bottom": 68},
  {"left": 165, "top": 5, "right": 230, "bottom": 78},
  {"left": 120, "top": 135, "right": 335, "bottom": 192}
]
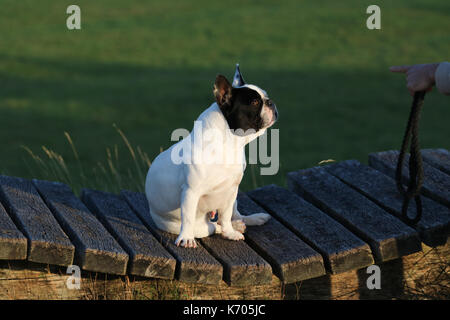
[
  {"left": 22, "top": 125, "right": 152, "bottom": 195},
  {"left": 22, "top": 124, "right": 267, "bottom": 194}
]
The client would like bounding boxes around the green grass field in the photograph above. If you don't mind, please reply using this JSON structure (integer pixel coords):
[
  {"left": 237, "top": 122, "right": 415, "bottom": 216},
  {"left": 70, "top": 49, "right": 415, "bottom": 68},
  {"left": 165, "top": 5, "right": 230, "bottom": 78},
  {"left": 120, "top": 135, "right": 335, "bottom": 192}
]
[{"left": 0, "top": 0, "right": 449, "bottom": 192}]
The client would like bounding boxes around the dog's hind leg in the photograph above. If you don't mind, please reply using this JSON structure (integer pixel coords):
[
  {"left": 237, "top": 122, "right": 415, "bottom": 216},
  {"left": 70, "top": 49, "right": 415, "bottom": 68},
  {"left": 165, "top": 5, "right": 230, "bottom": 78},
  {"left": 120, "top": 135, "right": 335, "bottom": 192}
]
[
  {"left": 194, "top": 219, "right": 220, "bottom": 238},
  {"left": 232, "top": 200, "right": 271, "bottom": 226},
  {"left": 193, "top": 218, "right": 245, "bottom": 237}
]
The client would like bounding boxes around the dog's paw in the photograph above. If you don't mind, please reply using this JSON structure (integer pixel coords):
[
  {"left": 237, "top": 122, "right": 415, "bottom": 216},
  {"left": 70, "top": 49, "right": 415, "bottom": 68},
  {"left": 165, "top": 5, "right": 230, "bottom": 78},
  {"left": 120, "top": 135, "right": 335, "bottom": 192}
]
[
  {"left": 231, "top": 219, "right": 246, "bottom": 233},
  {"left": 242, "top": 213, "right": 271, "bottom": 226},
  {"left": 222, "top": 229, "right": 245, "bottom": 241},
  {"left": 175, "top": 234, "right": 197, "bottom": 248}
]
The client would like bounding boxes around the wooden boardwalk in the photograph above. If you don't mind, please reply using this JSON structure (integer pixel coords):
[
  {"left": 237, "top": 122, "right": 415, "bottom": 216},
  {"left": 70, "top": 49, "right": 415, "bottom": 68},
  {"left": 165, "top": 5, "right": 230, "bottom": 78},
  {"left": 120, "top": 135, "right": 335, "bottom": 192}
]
[{"left": 0, "top": 149, "right": 448, "bottom": 293}]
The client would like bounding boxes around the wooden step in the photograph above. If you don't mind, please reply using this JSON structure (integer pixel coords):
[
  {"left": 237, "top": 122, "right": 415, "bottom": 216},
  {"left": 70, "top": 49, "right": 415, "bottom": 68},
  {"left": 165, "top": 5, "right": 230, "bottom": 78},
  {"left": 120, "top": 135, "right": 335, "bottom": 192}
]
[{"left": 0, "top": 146, "right": 448, "bottom": 289}]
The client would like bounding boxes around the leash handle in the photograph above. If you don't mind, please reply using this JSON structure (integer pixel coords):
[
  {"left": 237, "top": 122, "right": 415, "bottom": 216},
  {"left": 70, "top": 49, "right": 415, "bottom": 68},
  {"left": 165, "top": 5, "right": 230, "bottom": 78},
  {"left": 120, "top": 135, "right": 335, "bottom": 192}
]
[{"left": 395, "top": 91, "right": 426, "bottom": 225}]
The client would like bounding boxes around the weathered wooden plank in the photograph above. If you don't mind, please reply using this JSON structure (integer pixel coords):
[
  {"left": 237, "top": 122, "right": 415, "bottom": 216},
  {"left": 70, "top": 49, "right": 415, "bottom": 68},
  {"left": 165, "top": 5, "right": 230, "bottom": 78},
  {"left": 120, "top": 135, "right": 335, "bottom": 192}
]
[
  {"left": 325, "top": 160, "right": 450, "bottom": 247},
  {"left": 120, "top": 190, "right": 223, "bottom": 285},
  {"left": 247, "top": 185, "right": 374, "bottom": 274},
  {"left": 287, "top": 167, "right": 422, "bottom": 262},
  {"left": 0, "top": 201, "right": 27, "bottom": 260},
  {"left": 33, "top": 180, "right": 129, "bottom": 275},
  {"left": 81, "top": 189, "right": 176, "bottom": 279},
  {"left": 421, "top": 148, "right": 450, "bottom": 175},
  {"left": 199, "top": 233, "right": 273, "bottom": 286},
  {"left": 369, "top": 150, "right": 450, "bottom": 207},
  {"left": 0, "top": 175, "right": 74, "bottom": 266},
  {"left": 237, "top": 193, "right": 326, "bottom": 283}
]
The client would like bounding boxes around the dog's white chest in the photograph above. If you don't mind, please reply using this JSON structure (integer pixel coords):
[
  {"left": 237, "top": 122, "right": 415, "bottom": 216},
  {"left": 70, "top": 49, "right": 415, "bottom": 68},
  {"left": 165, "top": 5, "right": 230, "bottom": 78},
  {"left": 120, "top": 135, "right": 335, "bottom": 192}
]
[{"left": 197, "top": 167, "right": 243, "bottom": 213}]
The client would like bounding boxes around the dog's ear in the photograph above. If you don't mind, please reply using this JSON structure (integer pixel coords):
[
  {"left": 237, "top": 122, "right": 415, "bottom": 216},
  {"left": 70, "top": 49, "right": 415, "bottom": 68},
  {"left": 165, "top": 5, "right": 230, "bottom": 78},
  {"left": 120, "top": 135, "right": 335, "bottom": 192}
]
[{"left": 214, "top": 75, "right": 232, "bottom": 109}]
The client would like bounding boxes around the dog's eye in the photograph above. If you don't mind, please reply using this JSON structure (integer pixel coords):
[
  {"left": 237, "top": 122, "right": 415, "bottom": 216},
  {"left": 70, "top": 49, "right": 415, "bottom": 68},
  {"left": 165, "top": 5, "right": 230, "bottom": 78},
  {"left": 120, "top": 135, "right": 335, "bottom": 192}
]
[{"left": 251, "top": 99, "right": 259, "bottom": 106}]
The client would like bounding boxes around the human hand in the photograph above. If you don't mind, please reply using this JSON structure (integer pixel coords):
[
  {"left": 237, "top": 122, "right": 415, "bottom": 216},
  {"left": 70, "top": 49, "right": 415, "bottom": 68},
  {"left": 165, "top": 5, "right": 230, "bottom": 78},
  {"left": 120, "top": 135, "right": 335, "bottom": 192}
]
[{"left": 390, "top": 63, "right": 439, "bottom": 96}]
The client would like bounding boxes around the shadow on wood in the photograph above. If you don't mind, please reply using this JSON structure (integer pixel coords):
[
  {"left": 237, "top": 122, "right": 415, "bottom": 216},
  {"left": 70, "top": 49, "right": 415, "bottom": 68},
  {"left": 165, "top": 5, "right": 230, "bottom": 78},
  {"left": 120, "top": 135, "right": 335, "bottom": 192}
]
[{"left": 285, "top": 242, "right": 449, "bottom": 299}]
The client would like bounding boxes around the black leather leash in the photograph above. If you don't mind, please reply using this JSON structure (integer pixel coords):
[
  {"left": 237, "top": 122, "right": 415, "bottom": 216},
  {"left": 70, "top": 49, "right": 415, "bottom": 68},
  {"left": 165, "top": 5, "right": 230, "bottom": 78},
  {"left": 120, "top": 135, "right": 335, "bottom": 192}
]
[{"left": 395, "top": 91, "right": 426, "bottom": 225}]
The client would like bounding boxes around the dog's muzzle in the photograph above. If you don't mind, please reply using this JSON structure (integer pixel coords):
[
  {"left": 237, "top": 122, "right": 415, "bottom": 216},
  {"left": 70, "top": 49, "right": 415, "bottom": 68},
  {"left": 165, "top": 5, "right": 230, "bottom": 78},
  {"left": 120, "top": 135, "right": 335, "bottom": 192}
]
[{"left": 264, "top": 99, "right": 278, "bottom": 125}]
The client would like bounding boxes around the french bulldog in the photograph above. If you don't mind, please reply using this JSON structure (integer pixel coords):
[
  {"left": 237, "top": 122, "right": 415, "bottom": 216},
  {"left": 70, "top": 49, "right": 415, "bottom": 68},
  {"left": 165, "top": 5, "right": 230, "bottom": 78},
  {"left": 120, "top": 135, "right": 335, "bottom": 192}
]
[{"left": 145, "top": 65, "right": 278, "bottom": 248}]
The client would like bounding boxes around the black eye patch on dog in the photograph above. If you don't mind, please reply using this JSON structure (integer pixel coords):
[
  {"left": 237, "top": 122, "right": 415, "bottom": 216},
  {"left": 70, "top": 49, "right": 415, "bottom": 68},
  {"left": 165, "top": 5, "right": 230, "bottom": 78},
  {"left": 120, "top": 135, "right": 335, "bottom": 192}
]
[{"left": 221, "top": 87, "right": 263, "bottom": 132}]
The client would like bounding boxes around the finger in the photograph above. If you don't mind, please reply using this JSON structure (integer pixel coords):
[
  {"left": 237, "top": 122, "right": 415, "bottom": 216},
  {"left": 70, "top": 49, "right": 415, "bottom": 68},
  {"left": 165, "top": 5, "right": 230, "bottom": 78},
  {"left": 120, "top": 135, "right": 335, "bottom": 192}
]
[{"left": 390, "top": 65, "right": 411, "bottom": 73}]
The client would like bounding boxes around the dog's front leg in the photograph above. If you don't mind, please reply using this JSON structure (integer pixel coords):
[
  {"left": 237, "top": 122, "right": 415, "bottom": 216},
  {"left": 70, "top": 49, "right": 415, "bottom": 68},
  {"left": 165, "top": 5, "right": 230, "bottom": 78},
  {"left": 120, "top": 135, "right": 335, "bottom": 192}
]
[
  {"left": 175, "top": 188, "right": 199, "bottom": 248},
  {"left": 219, "top": 200, "right": 245, "bottom": 241}
]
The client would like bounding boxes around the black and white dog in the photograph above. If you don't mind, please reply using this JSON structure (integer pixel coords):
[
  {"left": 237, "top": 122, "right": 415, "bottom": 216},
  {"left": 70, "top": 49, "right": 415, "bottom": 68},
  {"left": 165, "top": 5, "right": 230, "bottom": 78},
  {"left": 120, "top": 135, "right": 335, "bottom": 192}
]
[{"left": 145, "top": 65, "right": 278, "bottom": 248}]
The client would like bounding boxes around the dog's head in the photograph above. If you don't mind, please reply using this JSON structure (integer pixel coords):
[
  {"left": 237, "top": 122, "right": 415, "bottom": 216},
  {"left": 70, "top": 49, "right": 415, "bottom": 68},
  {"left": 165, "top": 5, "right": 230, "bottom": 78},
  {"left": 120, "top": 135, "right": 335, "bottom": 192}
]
[{"left": 213, "top": 68, "right": 278, "bottom": 134}]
